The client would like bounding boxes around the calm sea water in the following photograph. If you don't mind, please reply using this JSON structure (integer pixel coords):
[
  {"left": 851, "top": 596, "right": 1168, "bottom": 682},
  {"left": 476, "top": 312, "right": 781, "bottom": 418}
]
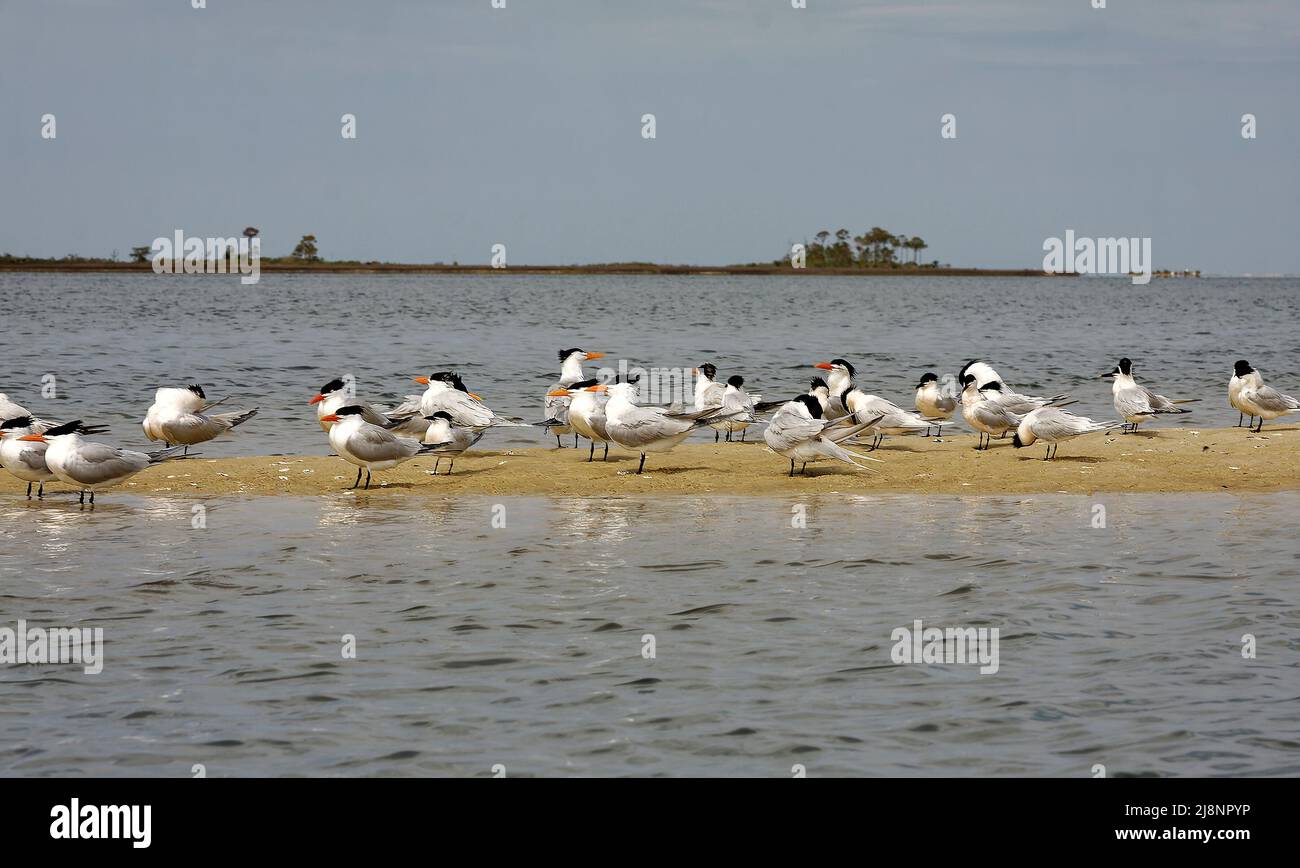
[{"left": 2, "top": 274, "right": 1299, "bottom": 777}]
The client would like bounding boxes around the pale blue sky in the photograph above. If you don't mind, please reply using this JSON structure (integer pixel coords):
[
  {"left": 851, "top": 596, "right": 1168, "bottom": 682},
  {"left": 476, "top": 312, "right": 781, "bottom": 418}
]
[{"left": 2, "top": 0, "right": 1297, "bottom": 272}]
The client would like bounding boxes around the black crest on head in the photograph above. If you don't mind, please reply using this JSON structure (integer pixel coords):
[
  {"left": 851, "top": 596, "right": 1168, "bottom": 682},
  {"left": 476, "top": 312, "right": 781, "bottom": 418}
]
[
  {"left": 187, "top": 384, "right": 207, "bottom": 399},
  {"left": 424, "top": 411, "right": 454, "bottom": 422},
  {"left": 1234, "top": 360, "right": 1254, "bottom": 376},
  {"left": 981, "top": 380, "right": 1005, "bottom": 392},
  {"left": 429, "top": 371, "right": 457, "bottom": 383},
  {"left": 698, "top": 363, "right": 717, "bottom": 379},
  {"left": 1117, "top": 358, "right": 1133, "bottom": 375},
  {"left": 830, "top": 358, "right": 856, "bottom": 377},
  {"left": 42, "top": 420, "right": 84, "bottom": 437},
  {"left": 917, "top": 372, "right": 938, "bottom": 387},
  {"left": 959, "top": 360, "right": 978, "bottom": 379},
  {"left": 960, "top": 374, "right": 976, "bottom": 387},
  {"left": 1, "top": 415, "right": 34, "bottom": 431},
  {"left": 558, "top": 348, "right": 584, "bottom": 362},
  {"left": 727, "top": 375, "right": 744, "bottom": 388},
  {"left": 321, "top": 378, "right": 346, "bottom": 394},
  {"left": 570, "top": 378, "right": 599, "bottom": 390},
  {"left": 809, "top": 377, "right": 828, "bottom": 391},
  {"left": 336, "top": 405, "right": 365, "bottom": 416},
  {"left": 794, "top": 394, "right": 823, "bottom": 419}
]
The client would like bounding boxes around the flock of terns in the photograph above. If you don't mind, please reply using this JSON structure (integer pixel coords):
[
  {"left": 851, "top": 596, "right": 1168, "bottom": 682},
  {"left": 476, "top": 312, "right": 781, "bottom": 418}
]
[{"left": 1, "top": 351, "right": 1297, "bottom": 500}]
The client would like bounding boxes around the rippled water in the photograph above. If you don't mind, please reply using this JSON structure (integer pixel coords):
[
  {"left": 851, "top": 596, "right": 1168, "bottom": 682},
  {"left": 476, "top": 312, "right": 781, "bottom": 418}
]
[
  {"left": 2, "top": 273, "right": 1298, "bottom": 456},
  {"left": 2, "top": 273, "right": 1299, "bottom": 777},
  {"left": 2, "top": 492, "right": 1297, "bottom": 777}
]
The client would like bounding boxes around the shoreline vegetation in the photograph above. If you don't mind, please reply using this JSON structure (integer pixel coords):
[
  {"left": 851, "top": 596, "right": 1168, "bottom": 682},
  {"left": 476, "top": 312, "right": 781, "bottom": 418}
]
[{"left": 2, "top": 429, "right": 1295, "bottom": 498}]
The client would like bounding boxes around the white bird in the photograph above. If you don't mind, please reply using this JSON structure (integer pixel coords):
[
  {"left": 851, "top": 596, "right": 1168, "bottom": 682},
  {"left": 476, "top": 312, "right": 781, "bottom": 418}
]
[
  {"left": 957, "top": 360, "right": 1007, "bottom": 390},
  {"left": 547, "top": 378, "right": 611, "bottom": 461},
  {"left": 420, "top": 411, "right": 483, "bottom": 475},
  {"left": 960, "top": 375, "right": 1024, "bottom": 450},
  {"left": 142, "top": 384, "right": 257, "bottom": 453},
  {"left": 1234, "top": 360, "right": 1300, "bottom": 433},
  {"left": 321, "top": 406, "right": 450, "bottom": 489},
  {"left": 389, "top": 372, "right": 526, "bottom": 434},
  {"left": 957, "top": 360, "right": 1070, "bottom": 413},
  {"left": 692, "top": 363, "right": 750, "bottom": 443},
  {"left": 814, "top": 359, "right": 948, "bottom": 448},
  {"left": 1229, "top": 360, "right": 1260, "bottom": 429},
  {"left": 310, "top": 378, "right": 389, "bottom": 431},
  {"left": 763, "top": 395, "right": 884, "bottom": 477},
  {"left": 1012, "top": 407, "right": 1122, "bottom": 459},
  {"left": 1100, "top": 358, "right": 1193, "bottom": 433},
  {"left": 590, "top": 382, "right": 737, "bottom": 473},
  {"left": 543, "top": 348, "right": 606, "bottom": 448},
  {"left": 914, "top": 372, "right": 958, "bottom": 437},
  {"left": 0, "top": 416, "right": 107, "bottom": 498},
  {"left": 718, "top": 375, "right": 759, "bottom": 442},
  {"left": 16, "top": 420, "right": 191, "bottom": 504}
]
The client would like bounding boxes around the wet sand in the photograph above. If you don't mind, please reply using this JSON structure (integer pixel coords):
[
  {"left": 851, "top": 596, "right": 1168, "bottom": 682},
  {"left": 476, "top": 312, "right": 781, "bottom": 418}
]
[{"left": 4, "top": 427, "right": 1298, "bottom": 498}]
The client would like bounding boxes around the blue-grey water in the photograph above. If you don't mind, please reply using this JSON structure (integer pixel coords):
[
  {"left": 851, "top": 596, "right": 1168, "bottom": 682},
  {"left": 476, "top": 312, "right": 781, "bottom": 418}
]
[{"left": 2, "top": 273, "right": 1299, "bottom": 777}]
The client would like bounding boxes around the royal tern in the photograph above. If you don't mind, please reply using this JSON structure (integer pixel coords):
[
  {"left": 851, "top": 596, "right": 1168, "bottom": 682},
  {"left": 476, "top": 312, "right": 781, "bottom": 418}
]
[
  {"left": 321, "top": 406, "right": 450, "bottom": 489},
  {"left": 390, "top": 372, "right": 526, "bottom": 433},
  {"left": 420, "top": 411, "right": 483, "bottom": 475},
  {"left": 957, "top": 360, "right": 1069, "bottom": 413},
  {"left": 814, "top": 360, "right": 946, "bottom": 448},
  {"left": 960, "top": 375, "right": 1024, "bottom": 450},
  {"left": 1100, "top": 358, "right": 1193, "bottom": 433},
  {"left": 590, "top": 382, "right": 737, "bottom": 474},
  {"left": 1234, "top": 361, "right": 1300, "bottom": 432},
  {"left": 142, "top": 384, "right": 258, "bottom": 453},
  {"left": 1012, "top": 406, "right": 1122, "bottom": 459},
  {"left": 543, "top": 348, "right": 606, "bottom": 448},
  {"left": 692, "top": 363, "right": 738, "bottom": 442},
  {"left": 0, "top": 417, "right": 106, "bottom": 498},
  {"left": 812, "top": 359, "right": 857, "bottom": 418},
  {"left": 547, "top": 378, "right": 611, "bottom": 461},
  {"left": 914, "top": 373, "right": 958, "bottom": 436},
  {"left": 310, "top": 378, "right": 389, "bottom": 431},
  {"left": 17, "top": 421, "right": 191, "bottom": 504},
  {"left": 763, "top": 395, "right": 884, "bottom": 477}
]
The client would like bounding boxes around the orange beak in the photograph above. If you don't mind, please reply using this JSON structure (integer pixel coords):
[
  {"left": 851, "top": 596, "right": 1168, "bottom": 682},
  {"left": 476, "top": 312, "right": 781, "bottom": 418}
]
[
  {"left": 18, "top": 434, "right": 46, "bottom": 442},
  {"left": 320, "top": 414, "right": 340, "bottom": 423},
  {"left": 547, "top": 389, "right": 571, "bottom": 397},
  {"left": 413, "top": 376, "right": 430, "bottom": 385},
  {"left": 585, "top": 385, "right": 609, "bottom": 392},
  {"left": 585, "top": 352, "right": 606, "bottom": 360},
  {"left": 468, "top": 392, "right": 482, "bottom": 401},
  {"left": 309, "top": 393, "right": 325, "bottom": 405},
  {"left": 814, "top": 362, "right": 834, "bottom": 370}
]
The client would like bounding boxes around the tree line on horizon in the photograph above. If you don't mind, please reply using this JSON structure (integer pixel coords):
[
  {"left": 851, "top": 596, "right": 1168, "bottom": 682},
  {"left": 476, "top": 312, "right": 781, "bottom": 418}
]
[{"left": 782, "top": 227, "right": 938, "bottom": 269}]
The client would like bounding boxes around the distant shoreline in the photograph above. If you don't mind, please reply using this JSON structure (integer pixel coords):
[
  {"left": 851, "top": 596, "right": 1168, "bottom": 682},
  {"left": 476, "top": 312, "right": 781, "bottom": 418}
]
[{"left": 0, "top": 261, "right": 1059, "bottom": 277}]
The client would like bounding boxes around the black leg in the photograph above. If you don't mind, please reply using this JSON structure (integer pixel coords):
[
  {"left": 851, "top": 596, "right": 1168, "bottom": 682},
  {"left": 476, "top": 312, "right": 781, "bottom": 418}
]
[
  {"left": 26, "top": 482, "right": 32, "bottom": 499},
  {"left": 637, "top": 453, "right": 646, "bottom": 474},
  {"left": 79, "top": 490, "right": 85, "bottom": 504},
  {"left": 364, "top": 469, "right": 372, "bottom": 489},
  {"left": 789, "top": 459, "right": 795, "bottom": 477},
  {"left": 714, "top": 431, "right": 719, "bottom": 443},
  {"left": 603, "top": 443, "right": 609, "bottom": 461},
  {"left": 588, "top": 441, "right": 595, "bottom": 461},
  {"left": 183, "top": 445, "right": 189, "bottom": 456},
  {"left": 574, "top": 433, "right": 578, "bottom": 448},
  {"left": 801, "top": 462, "right": 807, "bottom": 475},
  {"left": 89, "top": 491, "right": 95, "bottom": 505},
  {"left": 556, "top": 435, "right": 562, "bottom": 448},
  {"left": 448, "top": 459, "right": 454, "bottom": 475},
  {"left": 38, "top": 482, "right": 44, "bottom": 498},
  {"left": 352, "top": 467, "right": 362, "bottom": 489},
  {"left": 433, "top": 457, "right": 441, "bottom": 474}
]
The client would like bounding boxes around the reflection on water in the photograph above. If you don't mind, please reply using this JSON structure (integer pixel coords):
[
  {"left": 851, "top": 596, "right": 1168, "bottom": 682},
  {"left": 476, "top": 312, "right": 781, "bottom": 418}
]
[{"left": 1, "top": 491, "right": 1297, "bottom": 777}]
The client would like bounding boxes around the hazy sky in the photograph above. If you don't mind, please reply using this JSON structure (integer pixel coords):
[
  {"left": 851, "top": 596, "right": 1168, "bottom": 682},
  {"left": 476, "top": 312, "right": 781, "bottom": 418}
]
[{"left": 2, "top": 0, "right": 1297, "bottom": 273}]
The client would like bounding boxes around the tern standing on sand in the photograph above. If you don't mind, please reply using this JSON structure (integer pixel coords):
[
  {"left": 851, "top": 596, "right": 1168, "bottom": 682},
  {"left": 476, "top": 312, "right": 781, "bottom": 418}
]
[
  {"left": 1233, "top": 360, "right": 1300, "bottom": 432},
  {"left": 914, "top": 373, "right": 958, "bottom": 436},
  {"left": 322, "top": 406, "right": 450, "bottom": 489},
  {"left": 763, "top": 395, "right": 883, "bottom": 477},
  {"left": 1012, "top": 407, "right": 1121, "bottom": 459},
  {"left": 960, "top": 375, "right": 1024, "bottom": 450},
  {"left": 143, "top": 384, "right": 258, "bottom": 453},
  {"left": 544, "top": 348, "right": 606, "bottom": 447},
  {"left": 0, "top": 416, "right": 107, "bottom": 498},
  {"left": 18, "top": 421, "right": 190, "bottom": 504},
  {"left": 591, "top": 382, "right": 733, "bottom": 474},
  {"left": 1100, "top": 358, "right": 1192, "bottom": 432},
  {"left": 420, "top": 411, "right": 482, "bottom": 475},
  {"left": 548, "top": 378, "right": 611, "bottom": 460}
]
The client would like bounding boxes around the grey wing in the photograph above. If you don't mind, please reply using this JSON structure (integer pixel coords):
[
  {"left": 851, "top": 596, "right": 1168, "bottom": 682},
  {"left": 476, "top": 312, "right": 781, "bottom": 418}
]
[
  {"left": 763, "top": 407, "right": 823, "bottom": 451},
  {"left": 972, "top": 403, "right": 1015, "bottom": 429},
  {"left": 68, "top": 443, "right": 150, "bottom": 483},
  {"left": 610, "top": 407, "right": 690, "bottom": 447},
  {"left": 1251, "top": 385, "right": 1300, "bottom": 412},
  {"left": 167, "top": 413, "right": 227, "bottom": 443},
  {"left": 388, "top": 395, "right": 423, "bottom": 418},
  {"left": 432, "top": 392, "right": 495, "bottom": 428},
  {"left": 360, "top": 403, "right": 391, "bottom": 426},
  {"left": 1114, "top": 387, "right": 1154, "bottom": 418},
  {"left": 348, "top": 425, "right": 415, "bottom": 462},
  {"left": 699, "top": 383, "right": 724, "bottom": 410},
  {"left": 544, "top": 390, "right": 571, "bottom": 423},
  {"left": 16, "top": 447, "right": 49, "bottom": 472},
  {"left": 1032, "top": 408, "right": 1103, "bottom": 438}
]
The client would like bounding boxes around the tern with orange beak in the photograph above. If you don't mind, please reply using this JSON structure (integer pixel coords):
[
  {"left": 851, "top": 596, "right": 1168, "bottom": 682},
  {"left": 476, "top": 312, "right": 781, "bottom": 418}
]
[
  {"left": 543, "top": 348, "right": 607, "bottom": 448},
  {"left": 310, "top": 378, "right": 390, "bottom": 431},
  {"left": 1, "top": 417, "right": 107, "bottom": 498},
  {"left": 321, "top": 405, "right": 451, "bottom": 489},
  {"left": 18, "top": 421, "right": 190, "bottom": 504},
  {"left": 594, "top": 381, "right": 740, "bottom": 474},
  {"left": 389, "top": 371, "right": 527, "bottom": 434},
  {"left": 548, "top": 378, "right": 612, "bottom": 461}
]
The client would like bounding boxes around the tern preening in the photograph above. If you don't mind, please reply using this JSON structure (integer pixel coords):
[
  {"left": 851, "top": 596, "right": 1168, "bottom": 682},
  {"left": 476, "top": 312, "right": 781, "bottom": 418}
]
[
  {"left": 957, "top": 360, "right": 1070, "bottom": 413},
  {"left": 321, "top": 406, "right": 450, "bottom": 489},
  {"left": 693, "top": 364, "right": 757, "bottom": 442},
  {"left": 421, "top": 411, "right": 482, "bottom": 475},
  {"left": 814, "top": 359, "right": 947, "bottom": 448},
  {"left": 763, "top": 395, "right": 884, "bottom": 477},
  {"left": 1100, "top": 358, "right": 1193, "bottom": 433},
  {"left": 17, "top": 420, "right": 191, "bottom": 504},
  {"left": 1012, "top": 407, "right": 1122, "bottom": 459},
  {"left": 142, "top": 384, "right": 258, "bottom": 453},
  {"left": 0, "top": 417, "right": 108, "bottom": 498},
  {"left": 961, "top": 375, "right": 1024, "bottom": 449},
  {"left": 390, "top": 372, "right": 527, "bottom": 434},
  {"left": 543, "top": 348, "right": 606, "bottom": 448},
  {"left": 1233, "top": 360, "right": 1300, "bottom": 432},
  {"left": 547, "top": 378, "right": 611, "bottom": 461},
  {"left": 591, "top": 381, "right": 738, "bottom": 474},
  {"left": 310, "top": 378, "right": 389, "bottom": 431},
  {"left": 914, "top": 372, "right": 958, "bottom": 437}
]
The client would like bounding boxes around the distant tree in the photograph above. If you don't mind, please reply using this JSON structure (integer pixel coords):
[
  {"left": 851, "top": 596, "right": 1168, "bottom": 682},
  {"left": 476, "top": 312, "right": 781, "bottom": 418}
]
[
  {"left": 129, "top": 245, "right": 152, "bottom": 263},
  {"left": 292, "top": 234, "right": 320, "bottom": 262}
]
